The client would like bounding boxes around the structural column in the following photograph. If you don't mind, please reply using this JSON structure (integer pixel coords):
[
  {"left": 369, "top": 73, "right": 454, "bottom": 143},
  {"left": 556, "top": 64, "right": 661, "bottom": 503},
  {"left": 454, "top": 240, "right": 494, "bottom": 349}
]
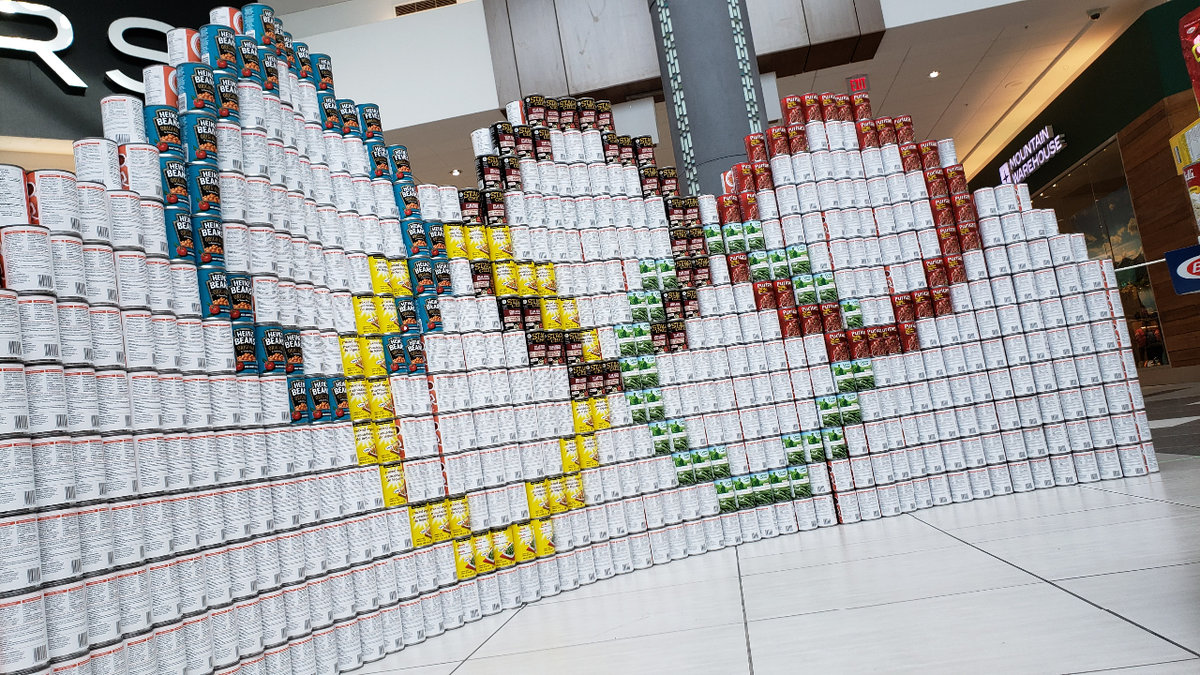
[{"left": 648, "top": 0, "right": 765, "bottom": 196}]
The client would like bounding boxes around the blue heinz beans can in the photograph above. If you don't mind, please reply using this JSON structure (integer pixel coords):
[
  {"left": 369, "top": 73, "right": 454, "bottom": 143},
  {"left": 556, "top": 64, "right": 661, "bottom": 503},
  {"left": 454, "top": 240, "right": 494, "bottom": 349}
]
[
  {"left": 232, "top": 320, "right": 259, "bottom": 373},
  {"left": 415, "top": 293, "right": 442, "bottom": 333},
  {"left": 311, "top": 52, "right": 334, "bottom": 91},
  {"left": 228, "top": 272, "right": 254, "bottom": 321},
  {"left": 160, "top": 153, "right": 189, "bottom": 207},
  {"left": 306, "top": 375, "right": 331, "bottom": 422},
  {"left": 199, "top": 23, "right": 238, "bottom": 70},
  {"left": 394, "top": 180, "right": 419, "bottom": 218},
  {"left": 187, "top": 162, "right": 221, "bottom": 214},
  {"left": 236, "top": 35, "right": 262, "bottom": 82},
  {"left": 402, "top": 334, "right": 425, "bottom": 374},
  {"left": 357, "top": 103, "right": 383, "bottom": 140},
  {"left": 317, "top": 91, "right": 341, "bottom": 132},
  {"left": 328, "top": 376, "right": 349, "bottom": 421},
  {"left": 176, "top": 62, "right": 218, "bottom": 113},
  {"left": 381, "top": 334, "right": 407, "bottom": 373},
  {"left": 241, "top": 4, "right": 278, "bottom": 48},
  {"left": 365, "top": 139, "right": 394, "bottom": 180},
  {"left": 389, "top": 144, "right": 411, "bottom": 179},
  {"left": 180, "top": 109, "right": 219, "bottom": 163},
  {"left": 144, "top": 105, "right": 182, "bottom": 155},
  {"left": 255, "top": 323, "right": 286, "bottom": 373},
  {"left": 258, "top": 46, "right": 279, "bottom": 92},
  {"left": 282, "top": 326, "right": 304, "bottom": 374},
  {"left": 192, "top": 212, "right": 224, "bottom": 264},
  {"left": 293, "top": 41, "right": 313, "bottom": 82},
  {"left": 213, "top": 68, "right": 240, "bottom": 120},
  {"left": 164, "top": 206, "right": 195, "bottom": 260},
  {"left": 401, "top": 218, "right": 430, "bottom": 257},
  {"left": 197, "top": 264, "right": 232, "bottom": 317},
  {"left": 336, "top": 98, "right": 361, "bottom": 138},
  {"left": 395, "top": 297, "right": 419, "bottom": 334},
  {"left": 287, "top": 374, "right": 309, "bottom": 423}
]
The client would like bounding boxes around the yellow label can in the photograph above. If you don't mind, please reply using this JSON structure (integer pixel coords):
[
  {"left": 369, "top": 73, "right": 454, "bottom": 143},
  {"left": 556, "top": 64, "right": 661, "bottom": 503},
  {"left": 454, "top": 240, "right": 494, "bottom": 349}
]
[
  {"left": 487, "top": 225, "right": 514, "bottom": 260},
  {"left": 428, "top": 500, "right": 452, "bottom": 543},
  {"left": 559, "top": 437, "right": 580, "bottom": 474},
  {"left": 491, "top": 527, "right": 516, "bottom": 568},
  {"left": 339, "top": 336, "right": 365, "bottom": 379},
  {"left": 547, "top": 478, "right": 568, "bottom": 514},
  {"left": 358, "top": 337, "right": 388, "bottom": 378},
  {"left": 563, "top": 473, "right": 585, "bottom": 510},
  {"left": 532, "top": 519, "right": 556, "bottom": 557},
  {"left": 515, "top": 262, "right": 538, "bottom": 297},
  {"left": 375, "top": 295, "right": 400, "bottom": 334},
  {"left": 444, "top": 224, "right": 467, "bottom": 259},
  {"left": 580, "top": 329, "right": 602, "bottom": 362},
  {"left": 378, "top": 463, "right": 408, "bottom": 507},
  {"left": 473, "top": 532, "right": 496, "bottom": 574},
  {"left": 366, "top": 376, "right": 395, "bottom": 420},
  {"left": 373, "top": 420, "right": 403, "bottom": 463},
  {"left": 577, "top": 434, "right": 599, "bottom": 469},
  {"left": 559, "top": 296, "right": 580, "bottom": 329},
  {"left": 353, "top": 422, "right": 377, "bottom": 464},
  {"left": 369, "top": 255, "right": 393, "bottom": 295},
  {"left": 453, "top": 537, "right": 477, "bottom": 580},
  {"left": 512, "top": 522, "right": 536, "bottom": 563},
  {"left": 492, "top": 260, "right": 518, "bottom": 296},
  {"left": 409, "top": 504, "right": 433, "bottom": 548},
  {"left": 570, "top": 399, "right": 594, "bottom": 434},
  {"left": 465, "top": 224, "right": 489, "bottom": 260},
  {"left": 540, "top": 297, "right": 562, "bottom": 330},
  {"left": 525, "top": 480, "right": 550, "bottom": 519},
  {"left": 448, "top": 497, "right": 471, "bottom": 538},
  {"left": 346, "top": 377, "right": 372, "bottom": 422},
  {"left": 353, "top": 294, "right": 381, "bottom": 335},
  {"left": 535, "top": 262, "right": 557, "bottom": 295},
  {"left": 589, "top": 396, "right": 612, "bottom": 430},
  {"left": 388, "top": 258, "right": 413, "bottom": 297}
]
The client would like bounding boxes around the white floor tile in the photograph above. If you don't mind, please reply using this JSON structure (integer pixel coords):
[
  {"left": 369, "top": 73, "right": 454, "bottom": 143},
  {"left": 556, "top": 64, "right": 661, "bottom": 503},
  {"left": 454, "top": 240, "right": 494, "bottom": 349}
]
[
  {"left": 1059, "top": 562, "right": 1200, "bottom": 653},
  {"left": 454, "top": 624, "right": 752, "bottom": 675},
  {"left": 943, "top": 499, "right": 1197, "bottom": 544},
  {"left": 913, "top": 483, "right": 1148, "bottom": 531},
  {"left": 747, "top": 584, "right": 1193, "bottom": 674},
  {"left": 357, "top": 662, "right": 459, "bottom": 675},
  {"left": 357, "top": 611, "right": 512, "bottom": 671},
  {"left": 741, "top": 543, "right": 1038, "bottom": 621},
  {"left": 472, "top": 571, "right": 745, "bottom": 658},
  {"left": 1147, "top": 416, "right": 1200, "bottom": 429},
  {"left": 1086, "top": 459, "right": 1200, "bottom": 508},
  {"left": 537, "top": 547, "right": 740, "bottom": 605},
  {"left": 1069, "top": 658, "right": 1200, "bottom": 673},
  {"left": 737, "top": 516, "right": 958, "bottom": 576}
]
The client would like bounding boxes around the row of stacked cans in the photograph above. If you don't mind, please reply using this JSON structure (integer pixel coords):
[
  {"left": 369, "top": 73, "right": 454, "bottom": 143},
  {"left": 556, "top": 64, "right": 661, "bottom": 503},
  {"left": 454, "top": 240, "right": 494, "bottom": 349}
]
[{"left": 678, "top": 89, "right": 1158, "bottom": 529}]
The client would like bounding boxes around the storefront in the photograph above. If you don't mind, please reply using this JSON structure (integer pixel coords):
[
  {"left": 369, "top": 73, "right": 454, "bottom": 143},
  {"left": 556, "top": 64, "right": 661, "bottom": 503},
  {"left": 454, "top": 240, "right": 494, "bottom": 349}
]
[{"left": 971, "top": 0, "right": 1200, "bottom": 369}]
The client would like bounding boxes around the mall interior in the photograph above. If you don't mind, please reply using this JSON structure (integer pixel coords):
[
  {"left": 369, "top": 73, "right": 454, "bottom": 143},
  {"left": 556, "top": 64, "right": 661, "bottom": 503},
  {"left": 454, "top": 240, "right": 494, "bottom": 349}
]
[{"left": 0, "top": 0, "right": 1199, "bottom": 673}]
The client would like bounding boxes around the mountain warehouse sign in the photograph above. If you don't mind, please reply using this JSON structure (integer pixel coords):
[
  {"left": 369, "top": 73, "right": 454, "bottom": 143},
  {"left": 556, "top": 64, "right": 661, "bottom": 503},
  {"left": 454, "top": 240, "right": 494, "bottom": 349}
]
[{"left": 999, "top": 125, "right": 1066, "bottom": 184}]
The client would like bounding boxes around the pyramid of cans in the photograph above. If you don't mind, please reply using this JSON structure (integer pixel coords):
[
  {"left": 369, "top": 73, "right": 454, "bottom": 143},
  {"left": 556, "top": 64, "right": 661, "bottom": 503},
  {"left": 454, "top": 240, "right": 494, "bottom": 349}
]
[{"left": 689, "top": 90, "right": 1160, "bottom": 527}]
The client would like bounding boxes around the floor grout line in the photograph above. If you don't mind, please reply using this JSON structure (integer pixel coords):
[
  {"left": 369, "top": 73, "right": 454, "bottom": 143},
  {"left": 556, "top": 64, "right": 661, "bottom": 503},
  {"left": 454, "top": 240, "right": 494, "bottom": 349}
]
[
  {"left": 910, "top": 514, "right": 1200, "bottom": 659},
  {"left": 1078, "top": 484, "right": 1200, "bottom": 511},
  {"left": 448, "top": 606, "right": 525, "bottom": 673},
  {"left": 1062, "top": 656, "right": 1200, "bottom": 674},
  {"left": 734, "top": 546, "right": 755, "bottom": 675},
  {"left": 1050, "top": 559, "right": 1200, "bottom": 583}
]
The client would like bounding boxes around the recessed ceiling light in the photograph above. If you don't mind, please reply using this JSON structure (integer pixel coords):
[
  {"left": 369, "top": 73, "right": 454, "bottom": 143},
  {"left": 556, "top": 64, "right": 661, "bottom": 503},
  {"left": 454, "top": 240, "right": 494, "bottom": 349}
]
[
  {"left": 451, "top": 169, "right": 461, "bottom": 176},
  {"left": 929, "top": 71, "right": 940, "bottom": 78}
]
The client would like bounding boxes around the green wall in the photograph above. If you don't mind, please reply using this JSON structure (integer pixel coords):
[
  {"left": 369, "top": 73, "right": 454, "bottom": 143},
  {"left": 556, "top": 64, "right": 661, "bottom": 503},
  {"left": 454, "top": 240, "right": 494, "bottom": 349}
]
[{"left": 968, "top": 0, "right": 1197, "bottom": 193}]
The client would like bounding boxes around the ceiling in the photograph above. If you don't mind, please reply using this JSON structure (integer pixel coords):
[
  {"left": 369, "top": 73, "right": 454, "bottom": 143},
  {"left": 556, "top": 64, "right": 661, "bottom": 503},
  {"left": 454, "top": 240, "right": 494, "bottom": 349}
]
[{"left": 380, "top": 0, "right": 1169, "bottom": 193}]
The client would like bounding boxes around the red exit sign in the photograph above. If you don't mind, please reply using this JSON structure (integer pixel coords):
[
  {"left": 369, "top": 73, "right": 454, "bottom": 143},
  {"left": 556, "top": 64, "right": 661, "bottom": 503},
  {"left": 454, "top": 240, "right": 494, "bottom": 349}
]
[{"left": 847, "top": 74, "right": 870, "bottom": 93}]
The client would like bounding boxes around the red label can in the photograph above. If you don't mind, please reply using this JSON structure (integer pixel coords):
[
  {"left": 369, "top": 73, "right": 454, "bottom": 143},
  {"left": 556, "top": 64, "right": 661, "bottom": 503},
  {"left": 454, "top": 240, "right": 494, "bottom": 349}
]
[
  {"left": 936, "top": 224, "right": 962, "bottom": 256},
  {"left": 786, "top": 124, "right": 808, "bottom": 154},
  {"left": 766, "top": 126, "right": 789, "bottom": 157},
  {"left": 833, "top": 94, "right": 852, "bottom": 122},
  {"left": 956, "top": 220, "right": 981, "bottom": 251},
  {"left": 799, "top": 304, "right": 822, "bottom": 335},
  {"left": 718, "top": 193, "right": 741, "bottom": 224},
  {"left": 884, "top": 323, "right": 901, "bottom": 354},
  {"left": 727, "top": 252, "right": 750, "bottom": 283},
  {"left": 931, "top": 285, "right": 953, "bottom": 316},
  {"left": 778, "top": 306, "right": 802, "bottom": 337},
  {"left": 924, "top": 257, "right": 949, "bottom": 288},
  {"left": 802, "top": 93, "right": 823, "bottom": 123},
  {"left": 898, "top": 321, "right": 920, "bottom": 352},
  {"left": 825, "top": 330, "right": 851, "bottom": 362},
  {"left": 782, "top": 95, "right": 805, "bottom": 125},
  {"left": 875, "top": 116, "right": 896, "bottom": 145},
  {"left": 848, "top": 327, "right": 871, "bottom": 360},
  {"left": 899, "top": 143, "right": 922, "bottom": 172},
  {"left": 737, "top": 191, "right": 759, "bottom": 222},
  {"left": 891, "top": 292, "right": 914, "bottom": 323},
  {"left": 867, "top": 326, "right": 885, "bottom": 357},
  {"left": 924, "top": 168, "right": 949, "bottom": 198},
  {"left": 911, "top": 288, "right": 934, "bottom": 319},
  {"left": 930, "top": 195, "right": 955, "bottom": 226},
  {"left": 819, "top": 93, "right": 838, "bottom": 122},
  {"left": 918, "top": 140, "right": 941, "bottom": 170},
  {"left": 944, "top": 163, "right": 968, "bottom": 195},
  {"left": 893, "top": 115, "right": 914, "bottom": 144},
  {"left": 774, "top": 278, "right": 795, "bottom": 308},
  {"left": 753, "top": 280, "right": 777, "bottom": 310},
  {"left": 820, "top": 301, "right": 843, "bottom": 333},
  {"left": 855, "top": 119, "right": 879, "bottom": 149},
  {"left": 745, "top": 133, "right": 767, "bottom": 162},
  {"left": 752, "top": 162, "right": 773, "bottom": 192},
  {"left": 732, "top": 163, "right": 754, "bottom": 193},
  {"left": 851, "top": 92, "right": 872, "bottom": 121},
  {"left": 952, "top": 193, "right": 977, "bottom": 224},
  {"left": 945, "top": 253, "right": 967, "bottom": 284}
]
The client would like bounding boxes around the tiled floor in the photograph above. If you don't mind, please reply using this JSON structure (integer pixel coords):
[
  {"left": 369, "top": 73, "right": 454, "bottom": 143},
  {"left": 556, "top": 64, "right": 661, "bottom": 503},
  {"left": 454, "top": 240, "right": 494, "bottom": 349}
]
[{"left": 359, "top": 453, "right": 1200, "bottom": 674}]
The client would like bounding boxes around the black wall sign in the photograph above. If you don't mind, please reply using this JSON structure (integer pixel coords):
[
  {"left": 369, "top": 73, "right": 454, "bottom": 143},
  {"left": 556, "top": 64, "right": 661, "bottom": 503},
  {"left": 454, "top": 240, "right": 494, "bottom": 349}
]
[{"left": 0, "top": 1, "right": 212, "bottom": 140}]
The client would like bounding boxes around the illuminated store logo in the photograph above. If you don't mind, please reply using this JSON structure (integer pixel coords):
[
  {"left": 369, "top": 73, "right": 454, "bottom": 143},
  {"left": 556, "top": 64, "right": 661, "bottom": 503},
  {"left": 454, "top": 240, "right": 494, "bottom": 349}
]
[
  {"left": 0, "top": 0, "right": 171, "bottom": 92},
  {"left": 1000, "top": 125, "right": 1066, "bottom": 184}
]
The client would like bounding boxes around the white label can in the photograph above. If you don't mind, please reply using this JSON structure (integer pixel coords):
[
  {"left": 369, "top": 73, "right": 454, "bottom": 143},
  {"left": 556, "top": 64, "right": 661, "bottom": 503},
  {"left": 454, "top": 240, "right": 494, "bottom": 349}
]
[
  {"left": 114, "top": 249, "right": 151, "bottom": 308},
  {"left": 25, "top": 365, "right": 69, "bottom": 435},
  {"left": 36, "top": 507, "right": 82, "bottom": 584},
  {"left": 121, "top": 309, "right": 156, "bottom": 370},
  {"left": 31, "top": 434, "right": 74, "bottom": 508},
  {"left": 0, "top": 590, "right": 49, "bottom": 673},
  {"left": 82, "top": 243, "right": 120, "bottom": 305},
  {"left": 49, "top": 232, "right": 88, "bottom": 299},
  {"left": 94, "top": 369, "right": 132, "bottom": 433},
  {"left": 16, "top": 294, "right": 61, "bottom": 363},
  {"left": 170, "top": 261, "right": 203, "bottom": 317},
  {"left": 42, "top": 578, "right": 89, "bottom": 661}
]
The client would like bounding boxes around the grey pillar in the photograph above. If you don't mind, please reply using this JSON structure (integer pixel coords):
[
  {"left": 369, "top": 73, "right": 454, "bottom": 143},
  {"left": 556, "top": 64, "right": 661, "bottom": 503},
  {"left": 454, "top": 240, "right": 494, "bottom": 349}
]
[{"left": 648, "top": 0, "right": 765, "bottom": 196}]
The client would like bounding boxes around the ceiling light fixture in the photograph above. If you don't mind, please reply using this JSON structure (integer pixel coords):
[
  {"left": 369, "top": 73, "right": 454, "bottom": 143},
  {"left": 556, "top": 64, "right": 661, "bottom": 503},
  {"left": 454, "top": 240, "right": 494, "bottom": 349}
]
[
  {"left": 929, "top": 71, "right": 940, "bottom": 78},
  {"left": 450, "top": 169, "right": 461, "bottom": 176}
]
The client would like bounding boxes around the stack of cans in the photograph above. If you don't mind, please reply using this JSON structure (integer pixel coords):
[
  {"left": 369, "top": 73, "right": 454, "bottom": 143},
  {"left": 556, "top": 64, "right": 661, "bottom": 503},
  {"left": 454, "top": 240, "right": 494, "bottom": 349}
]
[{"left": 0, "top": 3, "right": 1161, "bottom": 673}]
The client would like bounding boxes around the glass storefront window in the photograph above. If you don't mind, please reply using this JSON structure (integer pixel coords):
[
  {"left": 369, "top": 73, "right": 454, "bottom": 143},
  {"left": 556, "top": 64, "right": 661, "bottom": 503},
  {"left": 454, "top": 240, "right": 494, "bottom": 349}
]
[{"left": 1032, "top": 140, "right": 1168, "bottom": 367}]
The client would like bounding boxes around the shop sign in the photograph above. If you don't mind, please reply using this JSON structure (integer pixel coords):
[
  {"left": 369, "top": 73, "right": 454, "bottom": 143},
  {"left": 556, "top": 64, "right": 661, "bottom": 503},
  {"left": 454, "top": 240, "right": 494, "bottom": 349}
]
[
  {"left": 999, "top": 125, "right": 1066, "bottom": 184},
  {"left": 1165, "top": 243, "right": 1200, "bottom": 295}
]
